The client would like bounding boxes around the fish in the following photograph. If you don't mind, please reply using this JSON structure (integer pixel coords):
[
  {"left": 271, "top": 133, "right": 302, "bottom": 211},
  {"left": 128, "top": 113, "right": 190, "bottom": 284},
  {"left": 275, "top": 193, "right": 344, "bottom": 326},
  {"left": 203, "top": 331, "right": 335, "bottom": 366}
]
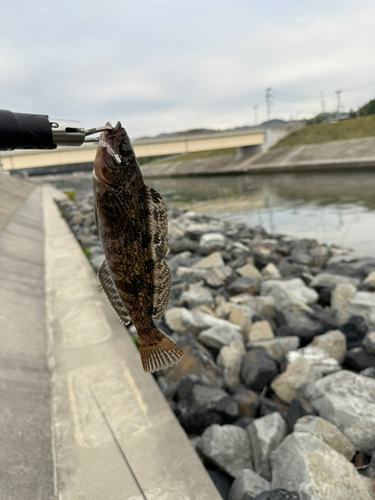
[{"left": 93, "top": 121, "right": 183, "bottom": 373}]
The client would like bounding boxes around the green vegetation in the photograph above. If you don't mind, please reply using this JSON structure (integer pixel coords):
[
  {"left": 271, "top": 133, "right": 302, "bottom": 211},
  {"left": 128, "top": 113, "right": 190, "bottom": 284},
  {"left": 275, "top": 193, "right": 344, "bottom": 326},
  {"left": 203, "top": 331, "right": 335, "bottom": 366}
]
[
  {"left": 64, "top": 190, "right": 76, "bottom": 200},
  {"left": 273, "top": 115, "right": 375, "bottom": 149},
  {"left": 83, "top": 247, "right": 91, "bottom": 258},
  {"left": 163, "top": 148, "right": 236, "bottom": 163},
  {"left": 358, "top": 98, "right": 375, "bottom": 117}
]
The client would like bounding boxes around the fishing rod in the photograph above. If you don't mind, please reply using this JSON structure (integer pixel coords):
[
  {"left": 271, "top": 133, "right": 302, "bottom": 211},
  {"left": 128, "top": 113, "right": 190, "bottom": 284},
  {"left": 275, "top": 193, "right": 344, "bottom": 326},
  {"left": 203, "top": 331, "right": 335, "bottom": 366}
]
[{"left": 0, "top": 109, "right": 110, "bottom": 151}]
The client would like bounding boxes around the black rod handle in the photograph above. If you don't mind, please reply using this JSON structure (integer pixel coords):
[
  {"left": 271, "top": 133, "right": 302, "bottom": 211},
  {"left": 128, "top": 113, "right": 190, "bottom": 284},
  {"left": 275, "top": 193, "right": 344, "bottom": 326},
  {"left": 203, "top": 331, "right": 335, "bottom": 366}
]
[{"left": 0, "top": 110, "right": 55, "bottom": 151}]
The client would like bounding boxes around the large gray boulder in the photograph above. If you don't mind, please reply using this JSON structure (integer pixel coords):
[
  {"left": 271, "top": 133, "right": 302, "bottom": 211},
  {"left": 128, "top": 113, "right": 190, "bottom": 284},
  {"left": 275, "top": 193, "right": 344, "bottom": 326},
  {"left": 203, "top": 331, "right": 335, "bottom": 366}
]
[
  {"left": 197, "top": 424, "right": 253, "bottom": 478},
  {"left": 310, "top": 273, "right": 359, "bottom": 289},
  {"left": 247, "top": 412, "right": 287, "bottom": 481},
  {"left": 247, "top": 337, "right": 300, "bottom": 364},
  {"left": 271, "top": 359, "right": 319, "bottom": 404},
  {"left": 286, "top": 346, "right": 341, "bottom": 377},
  {"left": 242, "top": 349, "right": 279, "bottom": 391},
  {"left": 217, "top": 340, "right": 245, "bottom": 388},
  {"left": 228, "top": 469, "right": 271, "bottom": 500},
  {"left": 348, "top": 291, "right": 375, "bottom": 328},
  {"left": 198, "top": 324, "right": 243, "bottom": 349},
  {"left": 165, "top": 307, "right": 242, "bottom": 335},
  {"left": 271, "top": 432, "right": 373, "bottom": 500},
  {"left": 260, "top": 278, "right": 318, "bottom": 312},
  {"left": 294, "top": 415, "right": 355, "bottom": 461},
  {"left": 304, "top": 370, "right": 375, "bottom": 454}
]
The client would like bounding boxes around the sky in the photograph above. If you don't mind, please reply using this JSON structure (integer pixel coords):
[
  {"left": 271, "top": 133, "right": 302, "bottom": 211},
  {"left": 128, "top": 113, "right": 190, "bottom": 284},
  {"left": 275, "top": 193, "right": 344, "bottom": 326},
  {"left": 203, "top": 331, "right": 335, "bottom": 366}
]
[{"left": 1, "top": 0, "right": 375, "bottom": 138}]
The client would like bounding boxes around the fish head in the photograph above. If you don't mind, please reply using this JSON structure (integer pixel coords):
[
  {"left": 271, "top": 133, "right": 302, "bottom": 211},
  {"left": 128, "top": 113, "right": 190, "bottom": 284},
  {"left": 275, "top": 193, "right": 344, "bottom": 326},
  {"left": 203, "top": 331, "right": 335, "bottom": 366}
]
[{"left": 93, "top": 121, "right": 135, "bottom": 187}]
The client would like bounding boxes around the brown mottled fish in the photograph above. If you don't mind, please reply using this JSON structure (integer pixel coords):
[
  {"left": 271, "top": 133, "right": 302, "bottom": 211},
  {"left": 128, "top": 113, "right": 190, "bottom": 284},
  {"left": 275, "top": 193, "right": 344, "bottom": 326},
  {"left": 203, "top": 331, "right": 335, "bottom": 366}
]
[{"left": 93, "top": 121, "right": 183, "bottom": 372}]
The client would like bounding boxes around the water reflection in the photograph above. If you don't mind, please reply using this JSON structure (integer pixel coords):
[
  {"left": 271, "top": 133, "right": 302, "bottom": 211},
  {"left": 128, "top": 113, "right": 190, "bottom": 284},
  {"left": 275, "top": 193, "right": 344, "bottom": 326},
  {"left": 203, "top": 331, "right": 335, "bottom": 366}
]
[{"left": 38, "top": 170, "right": 375, "bottom": 257}]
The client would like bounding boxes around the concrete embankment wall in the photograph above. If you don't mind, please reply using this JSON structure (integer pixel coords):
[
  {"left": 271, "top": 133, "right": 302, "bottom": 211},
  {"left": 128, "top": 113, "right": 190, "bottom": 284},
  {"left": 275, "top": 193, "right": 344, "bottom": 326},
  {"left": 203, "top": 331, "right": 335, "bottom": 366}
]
[{"left": 141, "top": 136, "right": 375, "bottom": 177}]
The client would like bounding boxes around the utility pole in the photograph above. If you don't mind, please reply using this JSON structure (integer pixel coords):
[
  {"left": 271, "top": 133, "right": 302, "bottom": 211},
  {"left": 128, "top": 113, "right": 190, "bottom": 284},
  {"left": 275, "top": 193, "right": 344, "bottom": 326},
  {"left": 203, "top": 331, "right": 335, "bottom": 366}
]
[
  {"left": 266, "top": 88, "right": 272, "bottom": 122},
  {"left": 336, "top": 90, "right": 342, "bottom": 118},
  {"left": 320, "top": 91, "right": 325, "bottom": 114},
  {"left": 254, "top": 105, "right": 258, "bottom": 126}
]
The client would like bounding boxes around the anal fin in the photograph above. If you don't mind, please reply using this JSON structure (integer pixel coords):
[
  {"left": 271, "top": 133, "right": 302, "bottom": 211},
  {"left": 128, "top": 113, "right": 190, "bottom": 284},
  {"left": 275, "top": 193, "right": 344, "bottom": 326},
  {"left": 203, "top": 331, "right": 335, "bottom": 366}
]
[{"left": 98, "top": 260, "right": 131, "bottom": 325}]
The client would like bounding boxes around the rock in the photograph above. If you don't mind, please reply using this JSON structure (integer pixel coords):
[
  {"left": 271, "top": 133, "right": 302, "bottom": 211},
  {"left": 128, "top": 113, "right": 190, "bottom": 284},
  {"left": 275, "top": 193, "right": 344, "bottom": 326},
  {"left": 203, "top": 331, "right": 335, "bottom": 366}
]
[
  {"left": 271, "top": 432, "right": 373, "bottom": 500},
  {"left": 232, "top": 386, "right": 260, "bottom": 418},
  {"left": 294, "top": 415, "right": 355, "bottom": 461},
  {"left": 286, "top": 346, "right": 342, "bottom": 377},
  {"left": 341, "top": 315, "right": 368, "bottom": 349},
  {"left": 261, "top": 263, "right": 281, "bottom": 280},
  {"left": 364, "top": 270, "right": 375, "bottom": 287},
  {"left": 304, "top": 370, "right": 375, "bottom": 454},
  {"left": 248, "top": 321, "right": 274, "bottom": 342},
  {"left": 204, "top": 266, "right": 233, "bottom": 288},
  {"left": 199, "top": 232, "right": 226, "bottom": 254},
  {"left": 216, "top": 297, "right": 237, "bottom": 319},
  {"left": 258, "top": 397, "right": 284, "bottom": 418},
  {"left": 217, "top": 341, "right": 246, "bottom": 388},
  {"left": 348, "top": 292, "right": 375, "bottom": 328},
  {"left": 238, "top": 263, "right": 262, "bottom": 280},
  {"left": 260, "top": 278, "right": 318, "bottom": 312},
  {"left": 233, "top": 416, "right": 255, "bottom": 429},
  {"left": 361, "top": 366, "right": 375, "bottom": 378},
  {"left": 229, "top": 308, "right": 252, "bottom": 336},
  {"left": 247, "top": 412, "right": 287, "bottom": 481},
  {"left": 331, "top": 283, "right": 356, "bottom": 325},
  {"left": 163, "top": 334, "right": 222, "bottom": 389},
  {"left": 311, "top": 329, "right": 347, "bottom": 364},
  {"left": 165, "top": 307, "right": 194, "bottom": 334},
  {"left": 197, "top": 424, "right": 253, "bottom": 478},
  {"left": 228, "top": 277, "right": 259, "bottom": 296},
  {"left": 310, "top": 273, "right": 360, "bottom": 289},
  {"left": 198, "top": 325, "right": 243, "bottom": 350},
  {"left": 253, "top": 490, "right": 301, "bottom": 500},
  {"left": 180, "top": 281, "right": 214, "bottom": 308},
  {"left": 177, "top": 385, "right": 238, "bottom": 434},
  {"left": 230, "top": 295, "right": 277, "bottom": 318},
  {"left": 271, "top": 359, "right": 319, "bottom": 404},
  {"left": 343, "top": 347, "right": 375, "bottom": 371},
  {"left": 286, "top": 397, "right": 317, "bottom": 433},
  {"left": 193, "top": 251, "right": 225, "bottom": 269},
  {"left": 363, "top": 331, "right": 375, "bottom": 355},
  {"left": 241, "top": 349, "right": 279, "bottom": 391},
  {"left": 253, "top": 251, "right": 279, "bottom": 270},
  {"left": 247, "top": 337, "right": 300, "bottom": 364},
  {"left": 228, "top": 469, "right": 271, "bottom": 500},
  {"left": 169, "top": 236, "right": 199, "bottom": 253},
  {"left": 207, "top": 470, "right": 233, "bottom": 500},
  {"left": 276, "top": 310, "right": 323, "bottom": 345}
]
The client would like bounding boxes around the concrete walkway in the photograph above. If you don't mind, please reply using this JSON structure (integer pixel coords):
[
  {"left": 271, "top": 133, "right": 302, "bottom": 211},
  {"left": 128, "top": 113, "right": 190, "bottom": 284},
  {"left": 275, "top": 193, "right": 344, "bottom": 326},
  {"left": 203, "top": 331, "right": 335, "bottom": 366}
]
[{"left": 0, "top": 174, "right": 221, "bottom": 500}]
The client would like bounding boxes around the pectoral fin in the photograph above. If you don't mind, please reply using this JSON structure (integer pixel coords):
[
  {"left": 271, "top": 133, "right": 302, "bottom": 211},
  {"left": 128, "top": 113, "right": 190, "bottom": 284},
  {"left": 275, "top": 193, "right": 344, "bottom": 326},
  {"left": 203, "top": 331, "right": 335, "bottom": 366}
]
[{"left": 98, "top": 260, "right": 131, "bottom": 325}]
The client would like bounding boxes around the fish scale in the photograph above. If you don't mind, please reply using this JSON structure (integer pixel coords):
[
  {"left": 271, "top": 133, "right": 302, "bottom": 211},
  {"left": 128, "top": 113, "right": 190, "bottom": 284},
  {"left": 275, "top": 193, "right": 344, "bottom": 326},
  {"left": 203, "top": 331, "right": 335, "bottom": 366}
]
[{"left": 93, "top": 121, "right": 183, "bottom": 372}]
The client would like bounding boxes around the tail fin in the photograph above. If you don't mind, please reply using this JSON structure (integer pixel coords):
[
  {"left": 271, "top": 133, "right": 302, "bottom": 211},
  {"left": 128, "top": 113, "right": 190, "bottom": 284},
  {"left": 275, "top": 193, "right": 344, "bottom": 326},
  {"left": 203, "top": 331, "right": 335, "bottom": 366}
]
[{"left": 137, "top": 326, "right": 184, "bottom": 373}]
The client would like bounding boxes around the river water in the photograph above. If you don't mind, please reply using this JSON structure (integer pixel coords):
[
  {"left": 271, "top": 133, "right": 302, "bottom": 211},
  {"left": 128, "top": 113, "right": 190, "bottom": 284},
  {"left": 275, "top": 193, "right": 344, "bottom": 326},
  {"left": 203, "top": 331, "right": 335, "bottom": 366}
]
[{"left": 38, "top": 170, "right": 375, "bottom": 257}]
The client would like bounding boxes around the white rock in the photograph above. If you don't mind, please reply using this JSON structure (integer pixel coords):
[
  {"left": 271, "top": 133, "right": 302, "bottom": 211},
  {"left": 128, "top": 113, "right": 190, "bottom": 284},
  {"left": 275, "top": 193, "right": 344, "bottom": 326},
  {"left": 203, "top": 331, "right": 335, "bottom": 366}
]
[
  {"left": 217, "top": 340, "right": 245, "bottom": 388},
  {"left": 271, "top": 358, "right": 320, "bottom": 404},
  {"left": 287, "top": 346, "right": 342, "bottom": 377},
  {"left": 260, "top": 278, "right": 319, "bottom": 313},
  {"left": 349, "top": 292, "right": 375, "bottom": 328},
  {"left": 199, "top": 232, "right": 226, "bottom": 252},
  {"left": 311, "top": 329, "right": 347, "bottom": 364},
  {"left": 271, "top": 431, "right": 373, "bottom": 500},
  {"left": 193, "top": 251, "right": 225, "bottom": 269},
  {"left": 304, "top": 370, "right": 375, "bottom": 454},
  {"left": 197, "top": 424, "right": 253, "bottom": 478},
  {"left": 165, "top": 307, "right": 194, "bottom": 334},
  {"left": 248, "top": 321, "right": 274, "bottom": 342},
  {"left": 198, "top": 325, "right": 243, "bottom": 349},
  {"left": 261, "top": 262, "right": 281, "bottom": 279},
  {"left": 364, "top": 270, "right": 375, "bottom": 287},
  {"left": 310, "top": 273, "right": 360, "bottom": 289},
  {"left": 294, "top": 415, "right": 355, "bottom": 461},
  {"left": 247, "top": 412, "right": 287, "bottom": 481},
  {"left": 230, "top": 294, "right": 276, "bottom": 318},
  {"left": 331, "top": 283, "right": 356, "bottom": 325},
  {"left": 237, "top": 263, "right": 262, "bottom": 280},
  {"left": 247, "top": 336, "right": 300, "bottom": 363},
  {"left": 228, "top": 469, "right": 270, "bottom": 500},
  {"left": 180, "top": 282, "right": 214, "bottom": 307}
]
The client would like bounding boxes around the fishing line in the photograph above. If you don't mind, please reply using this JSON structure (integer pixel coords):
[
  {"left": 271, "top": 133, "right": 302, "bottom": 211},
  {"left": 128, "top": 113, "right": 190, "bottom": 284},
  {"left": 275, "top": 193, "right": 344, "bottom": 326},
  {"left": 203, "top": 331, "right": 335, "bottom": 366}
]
[{"left": 90, "top": 385, "right": 148, "bottom": 500}]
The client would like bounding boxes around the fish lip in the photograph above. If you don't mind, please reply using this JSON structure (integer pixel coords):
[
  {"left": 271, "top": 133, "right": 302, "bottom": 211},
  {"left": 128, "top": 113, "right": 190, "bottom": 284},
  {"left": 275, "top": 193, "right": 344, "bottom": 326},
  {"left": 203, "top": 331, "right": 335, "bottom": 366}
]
[{"left": 92, "top": 168, "right": 112, "bottom": 188}]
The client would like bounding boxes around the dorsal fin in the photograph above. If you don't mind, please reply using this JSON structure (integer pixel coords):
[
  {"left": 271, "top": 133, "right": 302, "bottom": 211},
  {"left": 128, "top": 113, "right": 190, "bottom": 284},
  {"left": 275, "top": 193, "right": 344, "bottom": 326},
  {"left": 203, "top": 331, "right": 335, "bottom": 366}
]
[
  {"left": 145, "top": 185, "right": 172, "bottom": 319},
  {"left": 98, "top": 260, "right": 131, "bottom": 325}
]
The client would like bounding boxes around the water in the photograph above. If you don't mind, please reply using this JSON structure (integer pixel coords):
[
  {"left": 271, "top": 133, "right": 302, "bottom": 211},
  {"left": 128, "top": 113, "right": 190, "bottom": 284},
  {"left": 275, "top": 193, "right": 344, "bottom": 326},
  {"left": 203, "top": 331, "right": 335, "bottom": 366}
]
[{"left": 38, "top": 170, "right": 375, "bottom": 257}]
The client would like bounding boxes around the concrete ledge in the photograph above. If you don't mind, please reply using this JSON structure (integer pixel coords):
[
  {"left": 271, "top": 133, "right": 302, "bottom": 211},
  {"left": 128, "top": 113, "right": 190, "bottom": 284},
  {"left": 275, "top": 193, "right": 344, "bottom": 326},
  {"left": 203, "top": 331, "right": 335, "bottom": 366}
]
[{"left": 44, "top": 186, "right": 220, "bottom": 499}]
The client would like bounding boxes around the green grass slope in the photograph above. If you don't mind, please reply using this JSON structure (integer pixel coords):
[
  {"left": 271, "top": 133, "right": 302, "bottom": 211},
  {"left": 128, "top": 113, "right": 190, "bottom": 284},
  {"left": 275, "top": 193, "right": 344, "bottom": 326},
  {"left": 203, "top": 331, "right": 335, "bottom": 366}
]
[{"left": 273, "top": 115, "right": 375, "bottom": 149}]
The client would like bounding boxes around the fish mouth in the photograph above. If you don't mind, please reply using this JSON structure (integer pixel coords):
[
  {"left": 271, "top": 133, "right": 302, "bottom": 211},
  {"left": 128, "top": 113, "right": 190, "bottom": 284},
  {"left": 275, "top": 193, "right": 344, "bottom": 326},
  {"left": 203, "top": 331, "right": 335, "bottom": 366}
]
[{"left": 106, "top": 121, "right": 122, "bottom": 138}]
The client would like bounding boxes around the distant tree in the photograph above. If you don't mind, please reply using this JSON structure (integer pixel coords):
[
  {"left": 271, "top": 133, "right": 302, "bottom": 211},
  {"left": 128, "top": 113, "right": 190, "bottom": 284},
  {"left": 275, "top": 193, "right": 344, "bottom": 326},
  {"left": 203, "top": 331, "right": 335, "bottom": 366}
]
[{"left": 358, "top": 98, "right": 375, "bottom": 116}]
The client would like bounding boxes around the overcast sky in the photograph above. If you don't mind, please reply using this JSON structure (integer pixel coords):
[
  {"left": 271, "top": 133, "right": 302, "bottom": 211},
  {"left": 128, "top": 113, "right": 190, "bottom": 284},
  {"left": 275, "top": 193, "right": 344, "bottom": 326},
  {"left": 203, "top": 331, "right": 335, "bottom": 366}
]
[{"left": 1, "top": 0, "right": 375, "bottom": 138}]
